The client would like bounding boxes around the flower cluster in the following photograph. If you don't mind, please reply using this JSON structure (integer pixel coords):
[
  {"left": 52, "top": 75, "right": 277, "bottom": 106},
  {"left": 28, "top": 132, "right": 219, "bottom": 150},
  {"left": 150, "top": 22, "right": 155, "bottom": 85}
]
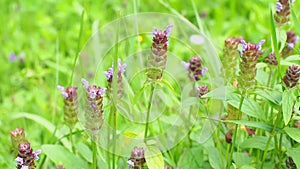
[
  {"left": 197, "top": 85, "right": 209, "bottom": 98},
  {"left": 274, "top": 0, "right": 295, "bottom": 26},
  {"left": 263, "top": 52, "right": 278, "bottom": 66},
  {"left": 222, "top": 37, "right": 243, "bottom": 84},
  {"left": 182, "top": 56, "right": 208, "bottom": 81},
  {"left": 147, "top": 24, "right": 173, "bottom": 81},
  {"left": 127, "top": 147, "right": 146, "bottom": 169},
  {"left": 238, "top": 39, "right": 265, "bottom": 91},
  {"left": 282, "top": 30, "right": 299, "bottom": 57},
  {"left": 15, "top": 142, "right": 41, "bottom": 169},
  {"left": 282, "top": 64, "right": 300, "bottom": 89},
  {"left": 57, "top": 86, "right": 78, "bottom": 129},
  {"left": 81, "top": 78, "right": 106, "bottom": 136},
  {"left": 104, "top": 58, "right": 127, "bottom": 99}
]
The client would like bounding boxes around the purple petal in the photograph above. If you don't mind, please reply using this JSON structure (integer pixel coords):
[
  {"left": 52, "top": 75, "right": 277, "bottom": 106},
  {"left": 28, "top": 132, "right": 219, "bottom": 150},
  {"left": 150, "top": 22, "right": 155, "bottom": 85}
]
[
  {"left": 287, "top": 43, "right": 295, "bottom": 49},
  {"left": 240, "top": 40, "right": 248, "bottom": 51},
  {"left": 256, "top": 39, "right": 265, "bottom": 50},
  {"left": 104, "top": 68, "right": 113, "bottom": 80},
  {"left": 89, "top": 89, "right": 97, "bottom": 99},
  {"left": 276, "top": 2, "right": 283, "bottom": 12},
  {"left": 152, "top": 27, "right": 158, "bottom": 36},
  {"left": 81, "top": 78, "right": 89, "bottom": 89},
  {"left": 34, "top": 149, "right": 42, "bottom": 160},
  {"left": 21, "top": 166, "right": 29, "bottom": 169},
  {"left": 181, "top": 61, "right": 190, "bottom": 71},
  {"left": 98, "top": 88, "right": 106, "bottom": 97},
  {"left": 15, "top": 157, "right": 23, "bottom": 165},
  {"left": 201, "top": 67, "right": 208, "bottom": 76},
  {"left": 164, "top": 24, "right": 174, "bottom": 37},
  {"left": 57, "top": 85, "right": 68, "bottom": 98},
  {"left": 127, "top": 160, "right": 135, "bottom": 167}
]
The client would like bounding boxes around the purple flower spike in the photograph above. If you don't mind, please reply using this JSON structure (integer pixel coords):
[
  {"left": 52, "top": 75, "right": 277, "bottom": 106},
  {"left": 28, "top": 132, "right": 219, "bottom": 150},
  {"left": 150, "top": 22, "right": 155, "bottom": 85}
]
[{"left": 57, "top": 85, "right": 69, "bottom": 98}]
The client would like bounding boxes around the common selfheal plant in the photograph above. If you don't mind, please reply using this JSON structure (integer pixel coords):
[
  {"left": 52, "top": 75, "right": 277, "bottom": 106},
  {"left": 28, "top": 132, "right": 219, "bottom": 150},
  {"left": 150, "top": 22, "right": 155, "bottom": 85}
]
[
  {"left": 238, "top": 39, "right": 265, "bottom": 91},
  {"left": 182, "top": 56, "right": 208, "bottom": 81},
  {"left": 81, "top": 78, "right": 106, "bottom": 136},
  {"left": 104, "top": 58, "right": 127, "bottom": 99},
  {"left": 57, "top": 86, "right": 78, "bottom": 129},
  {"left": 274, "top": 0, "right": 295, "bottom": 27},
  {"left": 10, "top": 128, "right": 26, "bottom": 153},
  {"left": 16, "top": 142, "right": 41, "bottom": 169},
  {"left": 147, "top": 24, "right": 173, "bottom": 81}
]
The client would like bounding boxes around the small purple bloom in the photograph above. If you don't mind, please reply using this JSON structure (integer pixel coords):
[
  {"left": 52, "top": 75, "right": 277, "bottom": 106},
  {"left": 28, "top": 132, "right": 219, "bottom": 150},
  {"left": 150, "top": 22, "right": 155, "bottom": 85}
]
[
  {"left": 104, "top": 59, "right": 127, "bottom": 81},
  {"left": 127, "top": 160, "right": 135, "bottom": 167},
  {"left": 9, "top": 52, "right": 17, "bottom": 62},
  {"left": 21, "top": 166, "right": 29, "bottom": 169},
  {"left": 81, "top": 78, "right": 90, "bottom": 89},
  {"left": 57, "top": 85, "right": 69, "bottom": 98},
  {"left": 256, "top": 39, "right": 266, "bottom": 50},
  {"left": 181, "top": 61, "right": 190, "bottom": 71},
  {"left": 276, "top": 2, "right": 283, "bottom": 12},
  {"left": 98, "top": 88, "right": 106, "bottom": 97},
  {"left": 16, "top": 157, "right": 23, "bottom": 165},
  {"left": 164, "top": 24, "right": 174, "bottom": 37},
  {"left": 201, "top": 67, "right": 208, "bottom": 76},
  {"left": 104, "top": 68, "right": 113, "bottom": 80},
  {"left": 240, "top": 40, "right": 248, "bottom": 51},
  {"left": 33, "top": 149, "right": 42, "bottom": 160}
]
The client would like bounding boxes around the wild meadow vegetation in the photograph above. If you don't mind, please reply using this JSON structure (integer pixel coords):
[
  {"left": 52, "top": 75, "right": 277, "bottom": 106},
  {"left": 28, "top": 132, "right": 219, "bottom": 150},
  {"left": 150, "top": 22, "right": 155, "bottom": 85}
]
[{"left": 1, "top": 0, "right": 300, "bottom": 169}]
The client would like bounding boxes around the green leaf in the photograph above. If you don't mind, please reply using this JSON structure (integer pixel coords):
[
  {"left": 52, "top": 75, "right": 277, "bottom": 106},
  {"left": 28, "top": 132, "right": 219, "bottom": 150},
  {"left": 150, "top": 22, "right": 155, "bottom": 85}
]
[
  {"left": 145, "top": 145, "right": 164, "bottom": 169},
  {"left": 179, "top": 147, "right": 203, "bottom": 169},
  {"left": 284, "top": 127, "right": 300, "bottom": 143},
  {"left": 42, "top": 144, "right": 88, "bottom": 169},
  {"left": 233, "top": 152, "right": 251, "bottom": 168},
  {"left": 227, "top": 93, "right": 265, "bottom": 120},
  {"left": 286, "top": 148, "right": 300, "bottom": 168},
  {"left": 224, "top": 120, "right": 276, "bottom": 132},
  {"left": 254, "top": 89, "right": 282, "bottom": 105},
  {"left": 291, "top": 4, "right": 300, "bottom": 35},
  {"left": 240, "top": 136, "right": 274, "bottom": 151},
  {"left": 206, "top": 146, "right": 223, "bottom": 169},
  {"left": 75, "top": 143, "right": 92, "bottom": 163},
  {"left": 282, "top": 90, "right": 294, "bottom": 125}
]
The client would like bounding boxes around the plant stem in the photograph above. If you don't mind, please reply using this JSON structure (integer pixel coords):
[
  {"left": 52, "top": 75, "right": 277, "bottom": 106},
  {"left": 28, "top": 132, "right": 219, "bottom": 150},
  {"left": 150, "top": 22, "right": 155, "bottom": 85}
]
[
  {"left": 92, "top": 136, "right": 97, "bottom": 169},
  {"left": 261, "top": 110, "right": 281, "bottom": 169},
  {"left": 70, "top": 128, "right": 75, "bottom": 153},
  {"left": 112, "top": 106, "right": 116, "bottom": 169},
  {"left": 144, "top": 84, "right": 155, "bottom": 140},
  {"left": 226, "top": 92, "right": 245, "bottom": 169}
]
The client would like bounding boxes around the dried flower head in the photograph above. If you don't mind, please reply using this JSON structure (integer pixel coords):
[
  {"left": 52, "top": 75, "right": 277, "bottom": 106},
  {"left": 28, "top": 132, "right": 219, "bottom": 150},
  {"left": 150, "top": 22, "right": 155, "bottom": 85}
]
[
  {"left": 238, "top": 39, "right": 265, "bottom": 91},
  {"left": 16, "top": 142, "right": 41, "bottom": 169},
  {"left": 263, "top": 52, "right": 278, "bottom": 66},
  {"left": 282, "top": 31, "right": 299, "bottom": 57},
  {"left": 275, "top": 0, "right": 295, "bottom": 26},
  {"left": 128, "top": 146, "right": 146, "bottom": 168},
  {"left": 282, "top": 64, "right": 300, "bottom": 89},
  {"left": 147, "top": 24, "right": 173, "bottom": 81},
  {"left": 182, "top": 56, "right": 208, "bottom": 81},
  {"left": 222, "top": 37, "right": 243, "bottom": 84},
  {"left": 225, "top": 130, "right": 233, "bottom": 144},
  {"left": 104, "top": 59, "right": 127, "bottom": 99},
  {"left": 286, "top": 157, "right": 297, "bottom": 169},
  {"left": 57, "top": 86, "right": 78, "bottom": 128},
  {"left": 81, "top": 78, "right": 106, "bottom": 136}
]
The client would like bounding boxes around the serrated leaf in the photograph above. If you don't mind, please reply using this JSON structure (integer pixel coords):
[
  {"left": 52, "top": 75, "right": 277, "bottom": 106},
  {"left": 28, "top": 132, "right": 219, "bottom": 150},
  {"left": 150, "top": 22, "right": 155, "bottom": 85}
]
[
  {"left": 145, "top": 145, "right": 164, "bottom": 169},
  {"left": 282, "top": 90, "right": 294, "bottom": 125},
  {"left": 284, "top": 127, "right": 300, "bottom": 143},
  {"left": 42, "top": 144, "right": 88, "bottom": 169},
  {"left": 240, "top": 136, "right": 274, "bottom": 150},
  {"left": 286, "top": 148, "right": 300, "bottom": 168}
]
